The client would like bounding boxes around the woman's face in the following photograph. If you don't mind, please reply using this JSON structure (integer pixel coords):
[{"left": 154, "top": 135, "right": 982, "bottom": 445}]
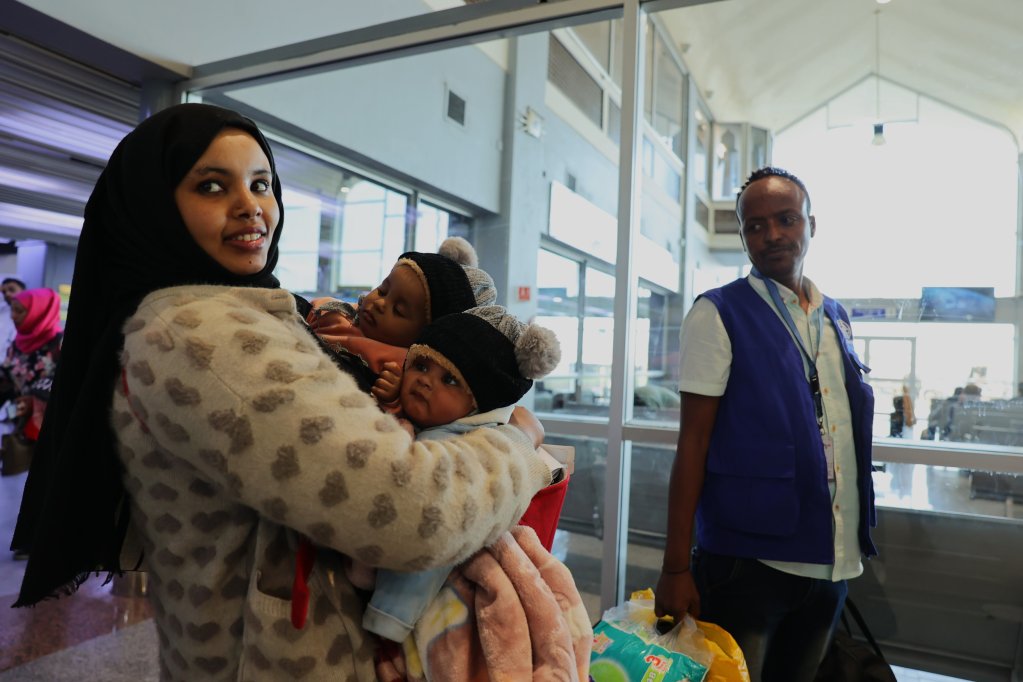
[
  {"left": 10, "top": 300, "right": 26, "bottom": 328},
  {"left": 174, "top": 129, "right": 280, "bottom": 276}
]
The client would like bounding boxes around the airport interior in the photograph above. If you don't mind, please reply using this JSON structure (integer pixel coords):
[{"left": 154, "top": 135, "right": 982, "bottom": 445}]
[{"left": 0, "top": 0, "right": 1021, "bottom": 679}]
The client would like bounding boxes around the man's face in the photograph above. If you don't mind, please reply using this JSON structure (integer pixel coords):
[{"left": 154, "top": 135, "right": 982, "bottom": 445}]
[
  {"left": 2, "top": 281, "right": 24, "bottom": 305},
  {"left": 737, "top": 176, "right": 815, "bottom": 286}
]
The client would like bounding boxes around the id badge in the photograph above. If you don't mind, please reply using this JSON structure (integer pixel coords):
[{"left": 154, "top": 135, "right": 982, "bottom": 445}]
[{"left": 822, "top": 434, "right": 836, "bottom": 481}]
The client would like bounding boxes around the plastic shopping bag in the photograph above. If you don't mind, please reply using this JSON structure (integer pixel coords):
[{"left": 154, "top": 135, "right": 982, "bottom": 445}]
[
  {"left": 696, "top": 620, "right": 749, "bottom": 682},
  {"left": 590, "top": 593, "right": 710, "bottom": 682}
]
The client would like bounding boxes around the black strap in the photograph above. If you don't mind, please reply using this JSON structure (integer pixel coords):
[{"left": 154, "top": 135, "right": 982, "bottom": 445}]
[{"left": 844, "top": 597, "right": 887, "bottom": 662}]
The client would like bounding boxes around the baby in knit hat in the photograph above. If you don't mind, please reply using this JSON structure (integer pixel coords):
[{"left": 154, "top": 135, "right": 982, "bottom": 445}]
[
  {"left": 361, "top": 304, "right": 561, "bottom": 649},
  {"left": 306, "top": 236, "right": 496, "bottom": 400}
]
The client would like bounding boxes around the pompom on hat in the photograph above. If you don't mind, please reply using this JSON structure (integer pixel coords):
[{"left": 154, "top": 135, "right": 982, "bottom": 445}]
[
  {"left": 408, "top": 305, "right": 561, "bottom": 414},
  {"left": 397, "top": 237, "right": 496, "bottom": 322}
]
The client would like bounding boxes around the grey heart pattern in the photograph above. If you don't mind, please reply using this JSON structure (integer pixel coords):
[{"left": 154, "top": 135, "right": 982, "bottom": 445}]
[
  {"left": 154, "top": 413, "right": 190, "bottom": 443},
  {"left": 153, "top": 514, "right": 181, "bottom": 534},
  {"left": 193, "top": 656, "right": 228, "bottom": 674},
  {"left": 265, "top": 360, "right": 300, "bottom": 384},
  {"left": 325, "top": 634, "right": 353, "bottom": 665},
  {"left": 299, "top": 416, "right": 334, "bottom": 445},
  {"left": 367, "top": 494, "right": 397, "bottom": 528},
  {"left": 192, "top": 546, "right": 217, "bottom": 567},
  {"left": 354, "top": 544, "right": 383, "bottom": 565},
  {"left": 141, "top": 450, "right": 172, "bottom": 470},
  {"left": 307, "top": 522, "right": 334, "bottom": 545},
  {"left": 246, "top": 644, "right": 271, "bottom": 670},
  {"left": 165, "top": 580, "right": 185, "bottom": 601},
  {"left": 148, "top": 483, "right": 179, "bottom": 502},
  {"left": 262, "top": 497, "right": 288, "bottom": 522},
  {"left": 184, "top": 337, "right": 215, "bottom": 370},
  {"left": 169, "top": 648, "right": 189, "bottom": 671},
  {"left": 338, "top": 392, "right": 372, "bottom": 408},
  {"left": 171, "top": 308, "right": 202, "bottom": 329},
  {"left": 277, "top": 656, "right": 316, "bottom": 678},
  {"left": 345, "top": 440, "right": 375, "bottom": 468},
  {"left": 418, "top": 506, "right": 443, "bottom": 539},
  {"left": 390, "top": 460, "right": 412, "bottom": 487},
  {"left": 198, "top": 449, "right": 227, "bottom": 473},
  {"left": 144, "top": 329, "right": 175, "bottom": 352},
  {"left": 318, "top": 471, "right": 348, "bottom": 507},
  {"left": 165, "top": 377, "right": 201, "bottom": 406},
  {"left": 188, "top": 584, "right": 213, "bottom": 606},
  {"left": 207, "top": 409, "right": 253, "bottom": 454},
  {"left": 271, "top": 446, "right": 300, "bottom": 480},
  {"left": 234, "top": 329, "right": 270, "bottom": 354},
  {"left": 186, "top": 621, "right": 220, "bottom": 643},
  {"left": 191, "top": 510, "right": 230, "bottom": 533},
  {"left": 188, "top": 478, "right": 218, "bottom": 497},
  {"left": 155, "top": 548, "right": 185, "bottom": 568},
  {"left": 129, "top": 360, "right": 155, "bottom": 386},
  {"left": 272, "top": 618, "right": 307, "bottom": 643},
  {"left": 252, "top": 388, "right": 295, "bottom": 413}
]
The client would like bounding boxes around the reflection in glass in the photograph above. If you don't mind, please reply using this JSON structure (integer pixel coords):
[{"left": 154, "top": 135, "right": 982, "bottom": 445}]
[
  {"left": 692, "top": 106, "right": 710, "bottom": 194},
  {"left": 712, "top": 123, "right": 742, "bottom": 200}
]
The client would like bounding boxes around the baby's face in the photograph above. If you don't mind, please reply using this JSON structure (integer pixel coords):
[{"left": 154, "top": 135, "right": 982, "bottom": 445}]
[
  {"left": 400, "top": 353, "right": 475, "bottom": 428},
  {"left": 358, "top": 264, "right": 428, "bottom": 347}
]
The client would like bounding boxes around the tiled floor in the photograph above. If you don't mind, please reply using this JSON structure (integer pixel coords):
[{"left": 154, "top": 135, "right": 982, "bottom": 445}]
[{"left": 0, "top": 470, "right": 155, "bottom": 680}]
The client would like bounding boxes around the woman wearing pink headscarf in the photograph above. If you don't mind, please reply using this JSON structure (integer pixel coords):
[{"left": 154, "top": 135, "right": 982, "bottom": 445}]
[{"left": 2, "top": 288, "right": 62, "bottom": 441}]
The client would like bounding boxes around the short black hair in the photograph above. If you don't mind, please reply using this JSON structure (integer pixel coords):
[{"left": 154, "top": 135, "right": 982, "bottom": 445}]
[
  {"left": 1, "top": 277, "right": 25, "bottom": 289},
  {"left": 736, "top": 166, "right": 812, "bottom": 216}
]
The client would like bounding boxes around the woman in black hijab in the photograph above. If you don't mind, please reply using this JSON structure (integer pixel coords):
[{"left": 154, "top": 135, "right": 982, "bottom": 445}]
[{"left": 13, "top": 103, "right": 550, "bottom": 680}]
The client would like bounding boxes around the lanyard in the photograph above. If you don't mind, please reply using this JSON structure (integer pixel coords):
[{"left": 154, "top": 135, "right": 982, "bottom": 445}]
[{"left": 751, "top": 269, "right": 826, "bottom": 433}]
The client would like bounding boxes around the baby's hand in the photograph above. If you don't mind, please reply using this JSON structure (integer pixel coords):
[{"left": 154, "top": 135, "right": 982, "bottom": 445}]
[{"left": 372, "top": 361, "right": 402, "bottom": 404}]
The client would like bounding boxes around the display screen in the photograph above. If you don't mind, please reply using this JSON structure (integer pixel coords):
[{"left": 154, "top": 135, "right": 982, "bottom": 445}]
[{"left": 919, "top": 287, "right": 995, "bottom": 322}]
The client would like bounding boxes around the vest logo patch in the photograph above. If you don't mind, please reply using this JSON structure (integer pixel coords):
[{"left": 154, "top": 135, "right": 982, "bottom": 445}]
[{"left": 837, "top": 319, "right": 853, "bottom": 341}]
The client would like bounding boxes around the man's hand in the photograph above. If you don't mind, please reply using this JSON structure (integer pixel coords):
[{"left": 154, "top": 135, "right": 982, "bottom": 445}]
[
  {"left": 654, "top": 569, "right": 700, "bottom": 624},
  {"left": 509, "top": 406, "right": 544, "bottom": 448},
  {"left": 371, "top": 362, "right": 402, "bottom": 405}
]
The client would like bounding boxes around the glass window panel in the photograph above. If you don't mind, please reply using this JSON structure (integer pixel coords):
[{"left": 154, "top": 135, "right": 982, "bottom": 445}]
[
  {"left": 549, "top": 35, "right": 603, "bottom": 128},
  {"left": 750, "top": 126, "right": 769, "bottom": 171},
  {"left": 633, "top": 285, "right": 681, "bottom": 423},
  {"left": 692, "top": 106, "right": 710, "bottom": 194},
  {"left": 609, "top": 18, "right": 624, "bottom": 89},
  {"left": 571, "top": 21, "right": 611, "bottom": 73},
  {"left": 536, "top": 250, "right": 582, "bottom": 409},
  {"left": 643, "top": 19, "right": 655, "bottom": 122},
  {"left": 712, "top": 123, "right": 743, "bottom": 200},
  {"left": 653, "top": 33, "right": 684, "bottom": 160}
]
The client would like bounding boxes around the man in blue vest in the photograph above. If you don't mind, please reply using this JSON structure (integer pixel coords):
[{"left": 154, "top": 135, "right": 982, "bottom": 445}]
[{"left": 655, "top": 167, "right": 877, "bottom": 681}]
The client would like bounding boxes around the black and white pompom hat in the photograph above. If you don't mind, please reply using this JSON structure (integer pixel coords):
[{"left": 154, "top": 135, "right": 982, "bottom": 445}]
[{"left": 407, "top": 304, "right": 561, "bottom": 413}]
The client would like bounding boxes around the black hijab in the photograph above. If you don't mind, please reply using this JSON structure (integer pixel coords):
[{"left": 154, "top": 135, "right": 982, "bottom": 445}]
[{"left": 12, "top": 103, "right": 286, "bottom": 606}]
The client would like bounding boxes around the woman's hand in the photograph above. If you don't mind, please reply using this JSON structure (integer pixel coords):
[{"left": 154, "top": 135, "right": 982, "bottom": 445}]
[{"left": 509, "top": 406, "right": 544, "bottom": 448}]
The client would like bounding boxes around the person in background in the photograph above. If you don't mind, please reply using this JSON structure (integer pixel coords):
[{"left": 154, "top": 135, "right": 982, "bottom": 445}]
[
  {"left": 11, "top": 103, "right": 551, "bottom": 681},
  {"left": 3, "top": 288, "right": 62, "bottom": 443},
  {"left": 655, "top": 167, "right": 877, "bottom": 682},
  {"left": 0, "top": 278, "right": 27, "bottom": 406}
]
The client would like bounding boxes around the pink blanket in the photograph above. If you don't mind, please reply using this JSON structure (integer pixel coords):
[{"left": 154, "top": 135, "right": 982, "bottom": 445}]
[{"left": 408, "top": 526, "right": 592, "bottom": 681}]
